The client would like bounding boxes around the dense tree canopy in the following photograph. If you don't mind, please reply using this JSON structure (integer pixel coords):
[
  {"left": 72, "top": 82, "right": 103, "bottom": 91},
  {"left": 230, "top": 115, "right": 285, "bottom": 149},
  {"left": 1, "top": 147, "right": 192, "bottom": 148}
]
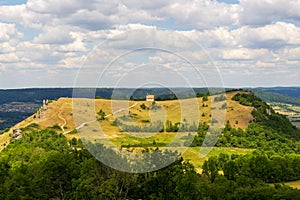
[{"left": 0, "top": 128, "right": 299, "bottom": 199}]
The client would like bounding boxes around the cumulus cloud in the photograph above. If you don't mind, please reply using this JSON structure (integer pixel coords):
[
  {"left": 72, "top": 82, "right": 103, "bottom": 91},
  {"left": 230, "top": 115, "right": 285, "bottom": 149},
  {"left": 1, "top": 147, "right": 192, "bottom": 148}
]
[
  {"left": 0, "top": 53, "right": 19, "bottom": 63},
  {"left": 161, "top": 0, "right": 240, "bottom": 29},
  {"left": 0, "top": 23, "right": 22, "bottom": 42},
  {"left": 239, "top": 0, "right": 300, "bottom": 26},
  {"left": 221, "top": 48, "right": 274, "bottom": 60},
  {"left": 0, "top": 0, "right": 300, "bottom": 87},
  {"left": 232, "top": 22, "right": 300, "bottom": 49},
  {"left": 33, "top": 26, "right": 76, "bottom": 44}
]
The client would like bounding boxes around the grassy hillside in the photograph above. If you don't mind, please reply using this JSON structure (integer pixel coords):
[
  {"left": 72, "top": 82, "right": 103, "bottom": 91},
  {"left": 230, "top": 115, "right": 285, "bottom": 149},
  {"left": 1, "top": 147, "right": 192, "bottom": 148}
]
[
  {"left": 2, "top": 90, "right": 298, "bottom": 166},
  {"left": 1, "top": 90, "right": 300, "bottom": 199},
  {"left": 0, "top": 90, "right": 257, "bottom": 170}
]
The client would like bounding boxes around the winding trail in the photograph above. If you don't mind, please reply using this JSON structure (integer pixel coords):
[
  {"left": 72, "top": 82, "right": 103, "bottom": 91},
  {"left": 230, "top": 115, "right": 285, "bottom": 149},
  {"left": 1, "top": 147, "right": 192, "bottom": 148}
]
[
  {"left": 62, "top": 102, "right": 137, "bottom": 135},
  {"left": 104, "top": 102, "right": 137, "bottom": 118},
  {"left": 58, "top": 104, "right": 67, "bottom": 132}
]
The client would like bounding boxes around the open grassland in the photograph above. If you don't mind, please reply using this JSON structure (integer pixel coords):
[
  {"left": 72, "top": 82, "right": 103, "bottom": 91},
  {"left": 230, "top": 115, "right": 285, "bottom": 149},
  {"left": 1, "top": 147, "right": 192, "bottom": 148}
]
[
  {"left": 0, "top": 91, "right": 253, "bottom": 151},
  {"left": 0, "top": 91, "right": 255, "bottom": 171},
  {"left": 108, "top": 132, "right": 194, "bottom": 148}
]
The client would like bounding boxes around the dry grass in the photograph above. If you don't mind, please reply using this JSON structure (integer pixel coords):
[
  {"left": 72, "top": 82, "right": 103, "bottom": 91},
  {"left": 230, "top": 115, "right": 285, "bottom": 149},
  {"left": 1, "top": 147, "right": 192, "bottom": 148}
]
[
  {"left": 225, "top": 91, "right": 253, "bottom": 129},
  {"left": 283, "top": 180, "right": 300, "bottom": 189},
  {"left": 0, "top": 91, "right": 253, "bottom": 150},
  {"left": 0, "top": 132, "right": 10, "bottom": 151}
]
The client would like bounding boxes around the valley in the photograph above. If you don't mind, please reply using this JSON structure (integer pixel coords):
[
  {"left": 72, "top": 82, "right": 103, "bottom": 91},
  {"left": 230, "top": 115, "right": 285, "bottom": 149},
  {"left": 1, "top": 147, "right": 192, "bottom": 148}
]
[{"left": 269, "top": 102, "right": 300, "bottom": 128}]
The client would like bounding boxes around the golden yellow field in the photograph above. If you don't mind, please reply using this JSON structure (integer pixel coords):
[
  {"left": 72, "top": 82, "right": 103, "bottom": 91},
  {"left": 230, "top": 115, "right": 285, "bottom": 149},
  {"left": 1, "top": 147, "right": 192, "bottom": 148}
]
[{"left": 0, "top": 91, "right": 253, "bottom": 151}]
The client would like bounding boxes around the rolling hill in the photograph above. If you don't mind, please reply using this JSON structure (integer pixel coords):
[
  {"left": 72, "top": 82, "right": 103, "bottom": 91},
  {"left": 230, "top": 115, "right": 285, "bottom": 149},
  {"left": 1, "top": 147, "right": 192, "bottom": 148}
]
[
  {"left": 1, "top": 90, "right": 300, "bottom": 199},
  {"left": 1, "top": 90, "right": 299, "bottom": 170},
  {"left": 0, "top": 90, "right": 257, "bottom": 171},
  {"left": 0, "top": 91, "right": 253, "bottom": 147},
  {"left": 0, "top": 87, "right": 298, "bottom": 132}
]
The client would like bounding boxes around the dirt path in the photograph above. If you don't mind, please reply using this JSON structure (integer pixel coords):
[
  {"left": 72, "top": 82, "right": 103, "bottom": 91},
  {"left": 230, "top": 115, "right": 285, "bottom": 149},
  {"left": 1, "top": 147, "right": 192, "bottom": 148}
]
[
  {"left": 104, "top": 102, "right": 137, "bottom": 118},
  {"left": 63, "top": 102, "right": 137, "bottom": 135},
  {"left": 58, "top": 106, "right": 67, "bottom": 132}
]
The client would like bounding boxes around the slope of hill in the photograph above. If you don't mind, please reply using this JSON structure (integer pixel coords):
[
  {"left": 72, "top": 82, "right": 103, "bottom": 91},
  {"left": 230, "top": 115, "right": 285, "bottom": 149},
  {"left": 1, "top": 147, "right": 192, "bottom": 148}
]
[
  {"left": 0, "top": 87, "right": 222, "bottom": 131},
  {"left": 1, "top": 90, "right": 299, "bottom": 166},
  {"left": 1, "top": 90, "right": 300, "bottom": 199},
  {"left": 0, "top": 91, "right": 254, "bottom": 148}
]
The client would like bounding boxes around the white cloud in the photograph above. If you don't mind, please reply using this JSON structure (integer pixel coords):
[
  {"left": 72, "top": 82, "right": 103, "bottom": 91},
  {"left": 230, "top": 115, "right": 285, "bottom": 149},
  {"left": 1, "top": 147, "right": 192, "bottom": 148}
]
[
  {"left": 0, "top": 42, "right": 16, "bottom": 53},
  {"left": 232, "top": 22, "right": 300, "bottom": 49},
  {"left": 159, "top": 0, "right": 240, "bottom": 29},
  {"left": 221, "top": 48, "right": 271, "bottom": 60},
  {"left": 0, "top": 0, "right": 300, "bottom": 87},
  {"left": 33, "top": 26, "right": 76, "bottom": 44},
  {"left": 59, "top": 55, "right": 87, "bottom": 68},
  {"left": 26, "top": 0, "right": 89, "bottom": 15},
  {"left": 0, "top": 23, "right": 22, "bottom": 42},
  {"left": 57, "top": 32, "right": 87, "bottom": 52},
  {"left": 278, "top": 47, "right": 300, "bottom": 61},
  {"left": 0, "top": 5, "right": 25, "bottom": 24},
  {"left": 239, "top": 0, "right": 300, "bottom": 26},
  {"left": 0, "top": 53, "right": 19, "bottom": 63}
]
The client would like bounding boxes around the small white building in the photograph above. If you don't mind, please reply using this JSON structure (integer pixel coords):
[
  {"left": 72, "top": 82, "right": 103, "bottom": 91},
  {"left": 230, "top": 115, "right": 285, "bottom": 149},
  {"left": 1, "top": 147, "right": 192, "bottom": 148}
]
[{"left": 146, "top": 94, "right": 155, "bottom": 102}]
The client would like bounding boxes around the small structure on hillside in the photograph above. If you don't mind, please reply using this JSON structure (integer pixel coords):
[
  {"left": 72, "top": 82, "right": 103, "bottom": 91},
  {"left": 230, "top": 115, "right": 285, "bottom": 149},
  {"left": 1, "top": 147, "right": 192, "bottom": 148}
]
[
  {"left": 11, "top": 128, "right": 22, "bottom": 139},
  {"left": 41, "top": 99, "right": 47, "bottom": 110},
  {"left": 146, "top": 94, "right": 155, "bottom": 102}
]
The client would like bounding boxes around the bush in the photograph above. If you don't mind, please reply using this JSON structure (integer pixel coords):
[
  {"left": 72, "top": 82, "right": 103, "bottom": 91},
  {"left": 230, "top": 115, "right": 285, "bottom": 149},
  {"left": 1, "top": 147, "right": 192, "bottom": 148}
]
[
  {"left": 140, "top": 103, "right": 147, "bottom": 110},
  {"left": 214, "top": 95, "right": 226, "bottom": 102},
  {"left": 97, "top": 109, "right": 106, "bottom": 120},
  {"left": 50, "top": 124, "right": 62, "bottom": 131}
]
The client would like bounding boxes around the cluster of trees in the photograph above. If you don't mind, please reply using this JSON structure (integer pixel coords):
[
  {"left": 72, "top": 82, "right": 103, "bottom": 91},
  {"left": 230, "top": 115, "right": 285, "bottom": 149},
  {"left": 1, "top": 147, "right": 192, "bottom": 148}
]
[
  {"left": 118, "top": 119, "right": 199, "bottom": 133},
  {"left": 203, "top": 151, "right": 300, "bottom": 184},
  {"left": 165, "top": 120, "right": 198, "bottom": 132},
  {"left": 189, "top": 93, "right": 300, "bottom": 152},
  {"left": 218, "top": 122, "right": 297, "bottom": 153},
  {"left": 0, "top": 129, "right": 299, "bottom": 199},
  {"left": 191, "top": 121, "right": 298, "bottom": 153},
  {"left": 214, "top": 95, "right": 226, "bottom": 102},
  {"left": 232, "top": 92, "right": 262, "bottom": 107},
  {"left": 120, "top": 120, "right": 164, "bottom": 132}
]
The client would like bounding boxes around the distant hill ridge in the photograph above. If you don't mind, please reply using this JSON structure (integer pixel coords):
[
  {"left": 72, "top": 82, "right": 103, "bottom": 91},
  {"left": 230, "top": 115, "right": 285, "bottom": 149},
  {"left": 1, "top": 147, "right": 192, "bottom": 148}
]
[
  {"left": 0, "top": 87, "right": 299, "bottom": 132},
  {"left": 0, "top": 90, "right": 256, "bottom": 150}
]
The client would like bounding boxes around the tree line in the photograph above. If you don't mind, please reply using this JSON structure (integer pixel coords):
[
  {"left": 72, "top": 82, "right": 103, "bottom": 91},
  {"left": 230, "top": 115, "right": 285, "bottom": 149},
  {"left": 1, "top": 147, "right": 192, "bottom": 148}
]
[{"left": 1, "top": 128, "right": 300, "bottom": 199}]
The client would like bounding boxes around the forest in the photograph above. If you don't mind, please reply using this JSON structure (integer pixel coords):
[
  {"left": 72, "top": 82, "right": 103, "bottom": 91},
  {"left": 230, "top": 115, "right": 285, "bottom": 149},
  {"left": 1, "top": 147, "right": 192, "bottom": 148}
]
[{"left": 1, "top": 128, "right": 300, "bottom": 199}]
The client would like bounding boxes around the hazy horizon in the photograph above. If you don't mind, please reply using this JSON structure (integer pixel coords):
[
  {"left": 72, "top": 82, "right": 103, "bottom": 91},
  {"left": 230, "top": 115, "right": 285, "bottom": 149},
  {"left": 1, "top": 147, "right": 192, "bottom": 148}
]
[{"left": 1, "top": 85, "right": 300, "bottom": 90}]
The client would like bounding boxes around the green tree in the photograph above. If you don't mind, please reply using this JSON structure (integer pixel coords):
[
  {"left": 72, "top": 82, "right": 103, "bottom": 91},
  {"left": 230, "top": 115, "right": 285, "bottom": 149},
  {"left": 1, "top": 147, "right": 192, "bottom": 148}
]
[
  {"left": 140, "top": 103, "right": 147, "bottom": 110},
  {"left": 97, "top": 109, "right": 106, "bottom": 120},
  {"left": 224, "top": 160, "right": 238, "bottom": 180},
  {"left": 202, "top": 156, "right": 219, "bottom": 182}
]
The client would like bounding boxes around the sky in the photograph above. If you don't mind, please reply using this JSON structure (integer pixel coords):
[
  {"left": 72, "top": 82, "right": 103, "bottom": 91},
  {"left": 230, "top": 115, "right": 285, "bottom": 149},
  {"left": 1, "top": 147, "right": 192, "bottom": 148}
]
[{"left": 0, "top": 0, "right": 300, "bottom": 88}]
